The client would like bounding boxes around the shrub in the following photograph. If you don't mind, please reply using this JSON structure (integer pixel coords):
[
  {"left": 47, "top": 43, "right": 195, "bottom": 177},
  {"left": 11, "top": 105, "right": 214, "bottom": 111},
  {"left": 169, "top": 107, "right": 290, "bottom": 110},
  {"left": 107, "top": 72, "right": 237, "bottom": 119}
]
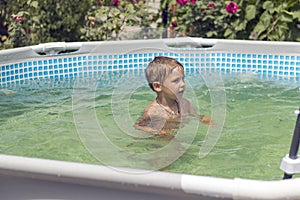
[
  {"left": 1, "top": 0, "right": 299, "bottom": 49},
  {"left": 0, "top": 0, "right": 92, "bottom": 48},
  {"left": 160, "top": 0, "right": 300, "bottom": 41},
  {"left": 80, "top": 0, "right": 157, "bottom": 41}
]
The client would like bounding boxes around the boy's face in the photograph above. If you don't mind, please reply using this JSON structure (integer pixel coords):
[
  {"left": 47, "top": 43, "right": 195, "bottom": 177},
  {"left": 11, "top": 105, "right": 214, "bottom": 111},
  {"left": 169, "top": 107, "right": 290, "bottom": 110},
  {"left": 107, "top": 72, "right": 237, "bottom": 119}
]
[{"left": 161, "top": 67, "right": 185, "bottom": 100}]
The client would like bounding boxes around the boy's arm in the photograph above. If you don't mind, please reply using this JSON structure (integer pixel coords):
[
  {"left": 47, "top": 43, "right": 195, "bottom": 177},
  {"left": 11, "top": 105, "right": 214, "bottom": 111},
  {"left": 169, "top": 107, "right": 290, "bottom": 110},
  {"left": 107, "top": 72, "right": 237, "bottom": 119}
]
[
  {"left": 183, "top": 98, "right": 213, "bottom": 125},
  {"left": 198, "top": 114, "right": 213, "bottom": 125},
  {"left": 189, "top": 112, "right": 213, "bottom": 125}
]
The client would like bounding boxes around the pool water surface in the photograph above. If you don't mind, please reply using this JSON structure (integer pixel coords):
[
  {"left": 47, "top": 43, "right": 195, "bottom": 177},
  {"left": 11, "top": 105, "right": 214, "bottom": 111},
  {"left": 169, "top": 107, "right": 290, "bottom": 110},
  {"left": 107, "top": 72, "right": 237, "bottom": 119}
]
[{"left": 0, "top": 70, "right": 299, "bottom": 180}]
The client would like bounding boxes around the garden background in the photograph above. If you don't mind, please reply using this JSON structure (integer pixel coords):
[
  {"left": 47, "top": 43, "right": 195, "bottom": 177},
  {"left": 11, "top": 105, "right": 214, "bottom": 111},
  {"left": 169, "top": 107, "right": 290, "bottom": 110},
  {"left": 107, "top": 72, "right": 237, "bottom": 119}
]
[{"left": 0, "top": 0, "right": 299, "bottom": 49}]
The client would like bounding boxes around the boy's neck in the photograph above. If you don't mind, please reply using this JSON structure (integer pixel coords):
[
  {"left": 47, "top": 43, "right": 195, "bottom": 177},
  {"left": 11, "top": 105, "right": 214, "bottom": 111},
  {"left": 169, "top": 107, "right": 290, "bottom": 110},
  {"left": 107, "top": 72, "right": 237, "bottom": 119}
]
[{"left": 156, "top": 95, "right": 177, "bottom": 108}]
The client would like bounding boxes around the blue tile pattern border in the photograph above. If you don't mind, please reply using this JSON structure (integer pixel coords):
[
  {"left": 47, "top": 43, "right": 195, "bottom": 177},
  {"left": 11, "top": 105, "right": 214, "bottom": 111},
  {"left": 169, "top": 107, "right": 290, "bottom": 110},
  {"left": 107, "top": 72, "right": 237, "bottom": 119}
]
[{"left": 1, "top": 51, "right": 300, "bottom": 85}]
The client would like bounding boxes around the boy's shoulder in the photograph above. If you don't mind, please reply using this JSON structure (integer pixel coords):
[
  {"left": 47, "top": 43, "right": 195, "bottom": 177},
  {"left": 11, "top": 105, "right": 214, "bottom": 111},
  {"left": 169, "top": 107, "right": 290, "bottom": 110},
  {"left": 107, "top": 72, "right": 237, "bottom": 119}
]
[
  {"left": 144, "top": 100, "right": 163, "bottom": 115},
  {"left": 180, "top": 97, "right": 194, "bottom": 114},
  {"left": 181, "top": 97, "right": 192, "bottom": 106}
]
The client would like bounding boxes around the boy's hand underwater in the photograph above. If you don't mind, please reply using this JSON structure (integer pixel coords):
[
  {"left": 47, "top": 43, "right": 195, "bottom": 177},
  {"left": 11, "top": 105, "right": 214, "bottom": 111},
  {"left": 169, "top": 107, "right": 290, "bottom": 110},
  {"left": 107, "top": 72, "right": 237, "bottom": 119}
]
[{"left": 199, "top": 115, "right": 214, "bottom": 125}]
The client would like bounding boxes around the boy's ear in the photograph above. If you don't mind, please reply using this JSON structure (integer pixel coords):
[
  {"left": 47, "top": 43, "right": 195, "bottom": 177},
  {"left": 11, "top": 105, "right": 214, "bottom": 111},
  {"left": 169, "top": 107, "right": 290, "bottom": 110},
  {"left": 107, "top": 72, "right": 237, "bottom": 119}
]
[{"left": 152, "top": 81, "right": 162, "bottom": 92}]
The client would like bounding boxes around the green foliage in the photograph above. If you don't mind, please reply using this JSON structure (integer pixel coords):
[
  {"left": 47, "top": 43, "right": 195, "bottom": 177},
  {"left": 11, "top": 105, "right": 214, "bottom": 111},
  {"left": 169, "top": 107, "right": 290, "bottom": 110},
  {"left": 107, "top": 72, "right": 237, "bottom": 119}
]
[
  {"left": 80, "top": 1, "right": 156, "bottom": 41},
  {"left": 160, "top": 0, "right": 300, "bottom": 41},
  {"left": 35, "top": 0, "right": 91, "bottom": 42},
  {"left": 0, "top": 0, "right": 299, "bottom": 49},
  {"left": 0, "top": 0, "right": 92, "bottom": 48},
  {"left": 250, "top": 0, "right": 300, "bottom": 41},
  {"left": 0, "top": 0, "right": 34, "bottom": 48},
  {"left": 0, "top": 0, "right": 157, "bottom": 48},
  {"left": 4, "top": 12, "right": 31, "bottom": 48}
]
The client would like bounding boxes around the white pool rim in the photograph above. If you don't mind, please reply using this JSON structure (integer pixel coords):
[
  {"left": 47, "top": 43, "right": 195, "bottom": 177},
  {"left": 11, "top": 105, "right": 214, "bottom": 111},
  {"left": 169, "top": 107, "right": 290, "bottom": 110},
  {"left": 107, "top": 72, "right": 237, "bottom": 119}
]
[{"left": 0, "top": 154, "right": 300, "bottom": 200}]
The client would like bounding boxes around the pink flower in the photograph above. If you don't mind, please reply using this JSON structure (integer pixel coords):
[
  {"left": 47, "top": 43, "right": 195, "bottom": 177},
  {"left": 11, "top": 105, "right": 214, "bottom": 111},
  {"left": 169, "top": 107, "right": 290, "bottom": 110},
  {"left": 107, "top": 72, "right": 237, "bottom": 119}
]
[
  {"left": 176, "top": 0, "right": 189, "bottom": 5},
  {"left": 113, "top": 0, "right": 119, "bottom": 6},
  {"left": 226, "top": 1, "right": 238, "bottom": 14},
  {"left": 171, "top": 20, "right": 178, "bottom": 27},
  {"left": 208, "top": 1, "right": 216, "bottom": 10},
  {"left": 12, "top": 14, "right": 24, "bottom": 22},
  {"left": 12, "top": 14, "right": 18, "bottom": 20},
  {"left": 176, "top": 0, "right": 196, "bottom": 5}
]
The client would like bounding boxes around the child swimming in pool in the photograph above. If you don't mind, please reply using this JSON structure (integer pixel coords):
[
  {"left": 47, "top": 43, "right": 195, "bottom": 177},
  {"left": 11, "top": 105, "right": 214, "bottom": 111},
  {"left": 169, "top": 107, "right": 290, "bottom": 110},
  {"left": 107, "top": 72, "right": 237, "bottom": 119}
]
[{"left": 134, "top": 56, "right": 212, "bottom": 135}]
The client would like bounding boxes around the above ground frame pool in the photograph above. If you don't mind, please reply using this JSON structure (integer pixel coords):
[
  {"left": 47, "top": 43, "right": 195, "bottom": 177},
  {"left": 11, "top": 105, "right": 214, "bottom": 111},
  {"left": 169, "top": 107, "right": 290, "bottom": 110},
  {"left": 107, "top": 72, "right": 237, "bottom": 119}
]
[{"left": 1, "top": 37, "right": 300, "bottom": 200}]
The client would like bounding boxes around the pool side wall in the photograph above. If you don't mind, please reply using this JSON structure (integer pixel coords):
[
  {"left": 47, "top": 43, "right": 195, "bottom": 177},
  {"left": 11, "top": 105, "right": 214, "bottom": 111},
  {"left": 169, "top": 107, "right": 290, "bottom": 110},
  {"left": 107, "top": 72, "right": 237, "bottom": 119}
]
[{"left": 1, "top": 38, "right": 300, "bottom": 86}]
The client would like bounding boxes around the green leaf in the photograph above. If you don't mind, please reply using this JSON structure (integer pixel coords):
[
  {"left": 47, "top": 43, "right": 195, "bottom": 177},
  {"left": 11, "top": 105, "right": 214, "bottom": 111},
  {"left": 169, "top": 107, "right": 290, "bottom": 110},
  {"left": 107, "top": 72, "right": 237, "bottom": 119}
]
[
  {"left": 247, "top": 0, "right": 257, "bottom": 5},
  {"left": 286, "top": 0, "right": 298, "bottom": 7},
  {"left": 31, "top": 1, "right": 38, "bottom": 8},
  {"left": 276, "top": 27, "right": 285, "bottom": 39},
  {"left": 224, "top": 28, "right": 233, "bottom": 37},
  {"left": 262, "top": 1, "right": 274, "bottom": 10},
  {"left": 258, "top": 32, "right": 267, "bottom": 40},
  {"left": 292, "top": 10, "right": 300, "bottom": 19},
  {"left": 32, "top": 16, "right": 40, "bottom": 23},
  {"left": 206, "top": 31, "right": 217, "bottom": 37},
  {"left": 283, "top": 10, "right": 293, "bottom": 16},
  {"left": 240, "top": 20, "right": 248, "bottom": 31},
  {"left": 280, "top": 12, "right": 293, "bottom": 22},
  {"left": 253, "top": 22, "right": 266, "bottom": 36},
  {"left": 17, "top": 11, "right": 29, "bottom": 16},
  {"left": 245, "top": 5, "right": 256, "bottom": 21},
  {"left": 278, "top": 21, "right": 290, "bottom": 30},
  {"left": 260, "top": 11, "right": 272, "bottom": 26},
  {"left": 126, "top": 4, "right": 134, "bottom": 13},
  {"left": 209, "top": 30, "right": 218, "bottom": 36}
]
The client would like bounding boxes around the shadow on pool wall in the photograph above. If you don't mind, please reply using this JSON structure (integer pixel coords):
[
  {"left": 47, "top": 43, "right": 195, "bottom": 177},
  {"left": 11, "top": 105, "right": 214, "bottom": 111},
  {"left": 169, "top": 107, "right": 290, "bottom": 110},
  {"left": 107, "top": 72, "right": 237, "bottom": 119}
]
[{"left": 1, "top": 37, "right": 300, "bottom": 200}]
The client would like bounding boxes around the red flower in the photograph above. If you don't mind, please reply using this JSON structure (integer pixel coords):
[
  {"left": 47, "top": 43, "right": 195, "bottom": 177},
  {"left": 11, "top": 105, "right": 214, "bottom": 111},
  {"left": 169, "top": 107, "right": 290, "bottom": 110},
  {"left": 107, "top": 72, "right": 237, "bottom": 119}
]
[
  {"left": 171, "top": 17, "right": 178, "bottom": 27},
  {"left": 225, "top": 1, "right": 238, "bottom": 14},
  {"left": 113, "top": 0, "right": 119, "bottom": 6},
  {"left": 12, "top": 14, "right": 24, "bottom": 22},
  {"left": 176, "top": 0, "right": 196, "bottom": 5},
  {"left": 171, "top": 21, "right": 178, "bottom": 27},
  {"left": 208, "top": 1, "right": 216, "bottom": 10},
  {"left": 12, "top": 15, "right": 18, "bottom": 20},
  {"left": 176, "top": 0, "right": 189, "bottom": 5}
]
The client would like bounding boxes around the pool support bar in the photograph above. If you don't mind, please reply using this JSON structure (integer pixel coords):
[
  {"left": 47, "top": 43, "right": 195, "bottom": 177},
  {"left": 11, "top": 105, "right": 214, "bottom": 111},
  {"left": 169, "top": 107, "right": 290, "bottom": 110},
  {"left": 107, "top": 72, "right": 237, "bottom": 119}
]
[{"left": 281, "top": 109, "right": 300, "bottom": 179}]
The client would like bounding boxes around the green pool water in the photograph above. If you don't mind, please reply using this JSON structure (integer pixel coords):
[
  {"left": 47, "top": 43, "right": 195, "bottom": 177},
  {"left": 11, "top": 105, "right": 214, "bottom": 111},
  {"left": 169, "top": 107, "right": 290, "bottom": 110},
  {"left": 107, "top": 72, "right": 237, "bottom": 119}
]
[{"left": 0, "top": 70, "right": 299, "bottom": 180}]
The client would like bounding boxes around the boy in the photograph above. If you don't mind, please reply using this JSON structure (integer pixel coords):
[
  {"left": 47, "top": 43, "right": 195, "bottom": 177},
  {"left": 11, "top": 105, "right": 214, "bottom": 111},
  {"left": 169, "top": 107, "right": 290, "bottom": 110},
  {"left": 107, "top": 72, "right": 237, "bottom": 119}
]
[{"left": 134, "top": 56, "right": 212, "bottom": 135}]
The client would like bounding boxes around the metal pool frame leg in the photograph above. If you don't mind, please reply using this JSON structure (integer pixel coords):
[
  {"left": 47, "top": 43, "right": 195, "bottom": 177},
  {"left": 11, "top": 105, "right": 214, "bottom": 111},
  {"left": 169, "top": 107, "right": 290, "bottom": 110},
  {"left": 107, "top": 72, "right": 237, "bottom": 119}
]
[{"left": 281, "top": 109, "right": 300, "bottom": 179}]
